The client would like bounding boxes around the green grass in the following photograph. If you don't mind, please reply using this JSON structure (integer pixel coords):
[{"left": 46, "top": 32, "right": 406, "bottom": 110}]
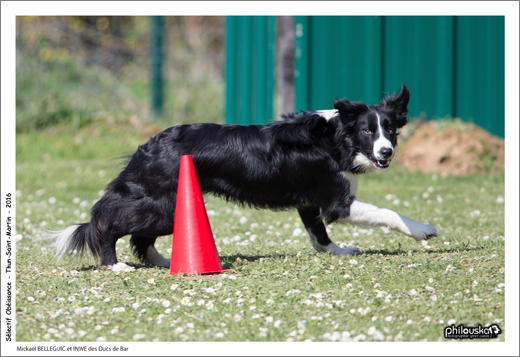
[{"left": 15, "top": 124, "right": 505, "bottom": 342}]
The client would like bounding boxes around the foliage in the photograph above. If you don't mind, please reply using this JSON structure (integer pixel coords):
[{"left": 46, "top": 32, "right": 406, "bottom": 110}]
[{"left": 16, "top": 16, "right": 225, "bottom": 132}]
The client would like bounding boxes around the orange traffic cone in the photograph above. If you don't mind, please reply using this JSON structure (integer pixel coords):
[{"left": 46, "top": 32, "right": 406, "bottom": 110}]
[{"left": 170, "top": 155, "right": 230, "bottom": 275}]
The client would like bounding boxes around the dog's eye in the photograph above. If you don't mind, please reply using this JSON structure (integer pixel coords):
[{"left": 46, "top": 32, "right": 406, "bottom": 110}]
[
  {"left": 363, "top": 129, "right": 372, "bottom": 134},
  {"left": 388, "top": 128, "right": 394, "bottom": 134}
]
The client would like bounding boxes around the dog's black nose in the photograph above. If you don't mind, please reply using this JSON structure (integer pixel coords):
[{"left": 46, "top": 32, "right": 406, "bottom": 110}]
[{"left": 380, "top": 147, "right": 393, "bottom": 159}]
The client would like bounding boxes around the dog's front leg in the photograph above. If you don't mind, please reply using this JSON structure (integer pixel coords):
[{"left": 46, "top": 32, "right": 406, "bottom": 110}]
[
  {"left": 298, "top": 206, "right": 360, "bottom": 256},
  {"left": 337, "top": 199, "right": 438, "bottom": 241}
]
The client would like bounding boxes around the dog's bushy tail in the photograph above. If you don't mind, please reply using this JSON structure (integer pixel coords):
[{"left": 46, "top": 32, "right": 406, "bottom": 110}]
[{"left": 49, "top": 222, "right": 102, "bottom": 262}]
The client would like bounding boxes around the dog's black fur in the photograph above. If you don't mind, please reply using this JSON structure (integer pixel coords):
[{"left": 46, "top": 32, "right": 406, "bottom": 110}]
[{"left": 54, "top": 84, "right": 413, "bottom": 270}]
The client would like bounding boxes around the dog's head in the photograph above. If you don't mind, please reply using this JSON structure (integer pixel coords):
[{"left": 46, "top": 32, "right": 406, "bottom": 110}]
[{"left": 333, "top": 83, "right": 410, "bottom": 172}]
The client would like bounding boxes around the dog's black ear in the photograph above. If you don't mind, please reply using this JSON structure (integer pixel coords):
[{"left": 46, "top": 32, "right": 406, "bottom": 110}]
[
  {"left": 333, "top": 98, "right": 369, "bottom": 122},
  {"left": 378, "top": 83, "right": 410, "bottom": 128}
]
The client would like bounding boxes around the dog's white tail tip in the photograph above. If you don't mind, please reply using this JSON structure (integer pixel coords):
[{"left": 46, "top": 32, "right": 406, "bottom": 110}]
[{"left": 46, "top": 225, "right": 81, "bottom": 260}]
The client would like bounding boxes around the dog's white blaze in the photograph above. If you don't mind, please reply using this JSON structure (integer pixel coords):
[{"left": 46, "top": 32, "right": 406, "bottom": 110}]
[
  {"left": 315, "top": 109, "right": 338, "bottom": 121},
  {"left": 373, "top": 113, "right": 394, "bottom": 160},
  {"left": 50, "top": 225, "right": 80, "bottom": 260},
  {"left": 146, "top": 245, "right": 171, "bottom": 268},
  {"left": 338, "top": 200, "right": 439, "bottom": 241}
]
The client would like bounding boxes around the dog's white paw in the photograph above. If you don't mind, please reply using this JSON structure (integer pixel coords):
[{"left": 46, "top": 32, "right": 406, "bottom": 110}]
[
  {"left": 146, "top": 246, "right": 171, "bottom": 268},
  {"left": 102, "top": 262, "right": 135, "bottom": 272},
  {"left": 325, "top": 243, "right": 361, "bottom": 256},
  {"left": 409, "top": 222, "right": 439, "bottom": 241},
  {"left": 147, "top": 258, "right": 170, "bottom": 268},
  {"left": 336, "top": 247, "right": 362, "bottom": 256}
]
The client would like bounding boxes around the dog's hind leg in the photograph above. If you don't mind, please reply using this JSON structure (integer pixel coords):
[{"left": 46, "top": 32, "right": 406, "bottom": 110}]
[
  {"left": 99, "top": 234, "right": 135, "bottom": 272},
  {"left": 130, "top": 235, "right": 170, "bottom": 268},
  {"left": 297, "top": 206, "right": 360, "bottom": 256}
]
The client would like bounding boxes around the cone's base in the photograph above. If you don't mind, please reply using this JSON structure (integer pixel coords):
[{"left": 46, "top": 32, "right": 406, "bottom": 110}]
[{"left": 170, "top": 268, "right": 232, "bottom": 276}]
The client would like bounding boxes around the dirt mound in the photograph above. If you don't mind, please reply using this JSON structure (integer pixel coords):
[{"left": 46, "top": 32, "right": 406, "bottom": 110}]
[{"left": 396, "top": 119, "right": 504, "bottom": 176}]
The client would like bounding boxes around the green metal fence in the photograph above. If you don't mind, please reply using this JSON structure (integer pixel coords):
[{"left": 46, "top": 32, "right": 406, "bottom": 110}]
[
  {"left": 225, "top": 16, "right": 505, "bottom": 138},
  {"left": 294, "top": 16, "right": 504, "bottom": 137}
]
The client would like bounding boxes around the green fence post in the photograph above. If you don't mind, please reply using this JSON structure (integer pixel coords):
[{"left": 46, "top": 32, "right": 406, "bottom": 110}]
[{"left": 150, "top": 16, "right": 165, "bottom": 117}]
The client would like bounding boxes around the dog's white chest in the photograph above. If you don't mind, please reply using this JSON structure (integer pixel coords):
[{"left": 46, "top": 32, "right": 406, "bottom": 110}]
[{"left": 340, "top": 171, "right": 359, "bottom": 197}]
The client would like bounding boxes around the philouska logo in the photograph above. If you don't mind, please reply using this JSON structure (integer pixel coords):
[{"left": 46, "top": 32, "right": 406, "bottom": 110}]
[{"left": 444, "top": 324, "right": 502, "bottom": 340}]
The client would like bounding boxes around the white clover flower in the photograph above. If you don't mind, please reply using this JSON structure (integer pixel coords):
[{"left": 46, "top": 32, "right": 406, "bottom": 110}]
[
  {"left": 373, "top": 330, "right": 385, "bottom": 341},
  {"left": 303, "top": 299, "right": 313, "bottom": 306},
  {"left": 353, "top": 334, "right": 367, "bottom": 342},
  {"left": 292, "top": 228, "right": 303, "bottom": 236},
  {"left": 133, "top": 333, "right": 145, "bottom": 341}
]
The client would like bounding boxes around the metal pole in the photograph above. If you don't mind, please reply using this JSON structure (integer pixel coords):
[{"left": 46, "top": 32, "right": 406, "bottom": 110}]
[
  {"left": 276, "top": 16, "right": 295, "bottom": 115},
  {"left": 150, "top": 16, "right": 165, "bottom": 117}
]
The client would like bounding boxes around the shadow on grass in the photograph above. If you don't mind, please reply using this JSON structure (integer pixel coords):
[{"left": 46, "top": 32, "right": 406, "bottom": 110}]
[
  {"left": 361, "top": 245, "right": 487, "bottom": 256},
  {"left": 71, "top": 244, "right": 488, "bottom": 273}
]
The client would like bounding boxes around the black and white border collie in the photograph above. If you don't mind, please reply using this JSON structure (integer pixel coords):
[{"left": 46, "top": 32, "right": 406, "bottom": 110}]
[{"left": 52, "top": 84, "right": 438, "bottom": 272}]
